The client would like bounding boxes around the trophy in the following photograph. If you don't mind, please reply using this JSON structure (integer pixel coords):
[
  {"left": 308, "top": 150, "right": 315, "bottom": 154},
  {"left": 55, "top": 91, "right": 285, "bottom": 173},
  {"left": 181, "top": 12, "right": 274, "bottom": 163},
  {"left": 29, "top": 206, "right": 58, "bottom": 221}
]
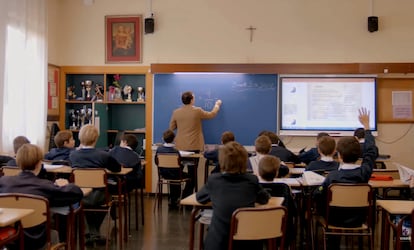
[
  {"left": 69, "top": 109, "right": 77, "bottom": 130},
  {"left": 81, "top": 82, "right": 86, "bottom": 100},
  {"left": 137, "top": 87, "right": 145, "bottom": 102},
  {"left": 123, "top": 85, "right": 133, "bottom": 102},
  {"left": 84, "top": 80, "right": 93, "bottom": 101}
]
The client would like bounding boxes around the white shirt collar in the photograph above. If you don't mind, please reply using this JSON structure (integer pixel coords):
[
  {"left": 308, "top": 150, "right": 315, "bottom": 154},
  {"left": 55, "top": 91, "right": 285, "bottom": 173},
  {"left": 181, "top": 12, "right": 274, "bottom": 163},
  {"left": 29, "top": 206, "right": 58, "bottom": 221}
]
[
  {"left": 320, "top": 156, "right": 334, "bottom": 162},
  {"left": 338, "top": 163, "right": 360, "bottom": 170},
  {"left": 120, "top": 145, "right": 132, "bottom": 150},
  {"left": 163, "top": 143, "right": 175, "bottom": 147}
]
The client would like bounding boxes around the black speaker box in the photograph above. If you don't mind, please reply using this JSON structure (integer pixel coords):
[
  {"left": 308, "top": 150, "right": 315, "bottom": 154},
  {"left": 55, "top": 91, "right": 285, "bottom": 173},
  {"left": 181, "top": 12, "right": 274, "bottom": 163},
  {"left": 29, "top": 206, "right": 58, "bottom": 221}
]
[
  {"left": 145, "top": 18, "right": 154, "bottom": 34},
  {"left": 368, "top": 16, "right": 378, "bottom": 32}
]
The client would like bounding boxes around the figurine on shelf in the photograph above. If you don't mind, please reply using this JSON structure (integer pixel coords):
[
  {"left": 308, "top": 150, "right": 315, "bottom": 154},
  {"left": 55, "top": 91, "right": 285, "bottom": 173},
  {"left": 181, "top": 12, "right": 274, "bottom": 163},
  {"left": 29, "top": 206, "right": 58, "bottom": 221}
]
[
  {"left": 93, "top": 83, "right": 104, "bottom": 102},
  {"left": 67, "top": 86, "right": 76, "bottom": 100},
  {"left": 84, "top": 80, "right": 93, "bottom": 101},
  {"left": 123, "top": 85, "right": 133, "bottom": 102},
  {"left": 81, "top": 81, "right": 86, "bottom": 100}
]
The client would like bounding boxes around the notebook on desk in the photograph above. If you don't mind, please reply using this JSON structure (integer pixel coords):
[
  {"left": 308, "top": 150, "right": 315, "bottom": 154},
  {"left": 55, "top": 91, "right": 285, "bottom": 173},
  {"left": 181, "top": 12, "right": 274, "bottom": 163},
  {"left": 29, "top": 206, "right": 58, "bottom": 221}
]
[
  {"left": 395, "top": 163, "right": 414, "bottom": 184},
  {"left": 302, "top": 171, "right": 325, "bottom": 186},
  {"left": 179, "top": 151, "right": 195, "bottom": 156}
]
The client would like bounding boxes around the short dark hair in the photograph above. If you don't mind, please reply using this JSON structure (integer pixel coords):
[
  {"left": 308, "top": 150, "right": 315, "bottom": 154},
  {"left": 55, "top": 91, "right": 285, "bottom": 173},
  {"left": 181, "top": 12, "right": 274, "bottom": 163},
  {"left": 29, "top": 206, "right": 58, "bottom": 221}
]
[
  {"left": 336, "top": 136, "right": 361, "bottom": 163},
  {"left": 54, "top": 130, "right": 73, "bottom": 148},
  {"left": 13, "top": 136, "right": 30, "bottom": 154},
  {"left": 122, "top": 134, "right": 138, "bottom": 150},
  {"left": 317, "top": 136, "right": 336, "bottom": 156},
  {"left": 258, "top": 130, "right": 286, "bottom": 148},
  {"left": 354, "top": 128, "right": 365, "bottom": 139},
  {"left": 317, "top": 132, "right": 330, "bottom": 139},
  {"left": 258, "top": 155, "right": 281, "bottom": 181},
  {"left": 219, "top": 141, "right": 248, "bottom": 174},
  {"left": 181, "top": 91, "right": 194, "bottom": 105},
  {"left": 163, "top": 129, "right": 175, "bottom": 143},
  {"left": 255, "top": 135, "right": 271, "bottom": 154},
  {"left": 221, "top": 131, "right": 235, "bottom": 144}
]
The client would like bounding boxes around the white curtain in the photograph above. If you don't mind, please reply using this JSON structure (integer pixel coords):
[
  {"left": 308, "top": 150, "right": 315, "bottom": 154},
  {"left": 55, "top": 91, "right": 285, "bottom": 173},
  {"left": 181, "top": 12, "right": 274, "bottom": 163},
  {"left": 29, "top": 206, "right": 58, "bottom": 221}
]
[{"left": 0, "top": 0, "right": 47, "bottom": 154}]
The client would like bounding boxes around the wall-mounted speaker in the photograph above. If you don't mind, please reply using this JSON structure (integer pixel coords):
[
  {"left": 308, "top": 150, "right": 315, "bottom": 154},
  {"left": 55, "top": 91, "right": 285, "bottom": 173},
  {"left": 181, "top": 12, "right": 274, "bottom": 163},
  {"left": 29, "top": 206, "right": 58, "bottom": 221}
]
[
  {"left": 145, "top": 18, "right": 154, "bottom": 34},
  {"left": 368, "top": 16, "right": 378, "bottom": 32}
]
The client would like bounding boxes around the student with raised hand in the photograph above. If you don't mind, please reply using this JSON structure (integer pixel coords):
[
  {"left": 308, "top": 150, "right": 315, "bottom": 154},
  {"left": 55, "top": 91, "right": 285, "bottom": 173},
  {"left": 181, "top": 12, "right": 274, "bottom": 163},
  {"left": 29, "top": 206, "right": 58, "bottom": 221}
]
[
  {"left": 313, "top": 108, "right": 378, "bottom": 248},
  {"left": 305, "top": 135, "right": 339, "bottom": 173},
  {"left": 44, "top": 130, "right": 75, "bottom": 163},
  {"left": 298, "top": 132, "right": 330, "bottom": 164},
  {"left": 0, "top": 144, "right": 83, "bottom": 250},
  {"left": 203, "top": 131, "right": 235, "bottom": 174},
  {"left": 196, "top": 141, "right": 269, "bottom": 250}
]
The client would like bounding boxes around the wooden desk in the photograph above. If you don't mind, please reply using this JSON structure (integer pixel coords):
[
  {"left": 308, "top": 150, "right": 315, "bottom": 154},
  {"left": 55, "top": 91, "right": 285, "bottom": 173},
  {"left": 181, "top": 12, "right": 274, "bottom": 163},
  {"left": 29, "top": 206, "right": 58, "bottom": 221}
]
[
  {"left": 368, "top": 179, "right": 408, "bottom": 189},
  {"left": 0, "top": 208, "right": 34, "bottom": 227},
  {"left": 0, "top": 208, "right": 33, "bottom": 249},
  {"left": 180, "top": 194, "right": 284, "bottom": 250},
  {"left": 376, "top": 200, "right": 414, "bottom": 250}
]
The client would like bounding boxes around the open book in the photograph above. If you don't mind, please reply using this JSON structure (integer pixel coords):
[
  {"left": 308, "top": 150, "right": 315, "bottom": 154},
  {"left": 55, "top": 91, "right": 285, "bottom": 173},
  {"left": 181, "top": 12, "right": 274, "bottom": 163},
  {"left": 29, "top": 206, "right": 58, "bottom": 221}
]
[
  {"left": 395, "top": 162, "right": 414, "bottom": 184},
  {"left": 302, "top": 171, "right": 325, "bottom": 186}
]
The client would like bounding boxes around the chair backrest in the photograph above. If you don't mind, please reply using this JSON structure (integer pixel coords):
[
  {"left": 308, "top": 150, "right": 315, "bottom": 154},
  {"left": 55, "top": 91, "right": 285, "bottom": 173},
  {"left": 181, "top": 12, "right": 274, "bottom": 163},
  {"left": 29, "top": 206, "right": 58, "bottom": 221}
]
[
  {"left": 327, "top": 183, "right": 372, "bottom": 207},
  {"left": 71, "top": 168, "right": 107, "bottom": 188},
  {"left": 1, "top": 166, "right": 22, "bottom": 176},
  {"left": 0, "top": 193, "right": 50, "bottom": 229},
  {"left": 228, "top": 206, "right": 287, "bottom": 249},
  {"left": 325, "top": 183, "right": 373, "bottom": 228},
  {"left": 155, "top": 153, "right": 182, "bottom": 169}
]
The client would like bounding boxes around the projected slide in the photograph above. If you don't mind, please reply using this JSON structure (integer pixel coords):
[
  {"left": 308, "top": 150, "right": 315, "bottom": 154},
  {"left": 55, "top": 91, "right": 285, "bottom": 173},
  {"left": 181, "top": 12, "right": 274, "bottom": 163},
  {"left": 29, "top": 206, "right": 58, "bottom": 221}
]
[{"left": 279, "top": 76, "right": 377, "bottom": 136}]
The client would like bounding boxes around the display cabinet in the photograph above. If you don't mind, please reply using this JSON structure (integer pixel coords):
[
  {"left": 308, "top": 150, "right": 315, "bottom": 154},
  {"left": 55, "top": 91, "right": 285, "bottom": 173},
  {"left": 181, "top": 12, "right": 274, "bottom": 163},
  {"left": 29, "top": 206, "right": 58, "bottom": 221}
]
[{"left": 58, "top": 66, "right": 153, "bottom": 190}]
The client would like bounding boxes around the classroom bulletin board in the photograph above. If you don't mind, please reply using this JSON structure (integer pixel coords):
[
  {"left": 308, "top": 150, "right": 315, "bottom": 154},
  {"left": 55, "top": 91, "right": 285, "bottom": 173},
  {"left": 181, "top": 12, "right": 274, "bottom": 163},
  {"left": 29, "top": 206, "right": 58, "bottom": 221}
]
[{"left": 377, "top": 78, "right": 414, "bottom": 123}]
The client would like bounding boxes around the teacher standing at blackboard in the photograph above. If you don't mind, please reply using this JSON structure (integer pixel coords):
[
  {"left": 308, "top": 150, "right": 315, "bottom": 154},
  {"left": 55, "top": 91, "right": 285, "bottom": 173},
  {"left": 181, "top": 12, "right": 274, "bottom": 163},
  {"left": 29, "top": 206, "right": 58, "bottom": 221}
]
[{"left": 169, "top": 91, "right": 222, "bottom": 152}]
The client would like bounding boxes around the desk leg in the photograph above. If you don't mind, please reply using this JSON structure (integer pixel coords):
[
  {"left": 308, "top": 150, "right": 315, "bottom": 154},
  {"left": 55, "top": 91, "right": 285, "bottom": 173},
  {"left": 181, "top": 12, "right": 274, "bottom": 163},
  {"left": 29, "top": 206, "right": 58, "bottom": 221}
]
[{"left": 189, "top": 207, "right": 200, "bottom": 250}]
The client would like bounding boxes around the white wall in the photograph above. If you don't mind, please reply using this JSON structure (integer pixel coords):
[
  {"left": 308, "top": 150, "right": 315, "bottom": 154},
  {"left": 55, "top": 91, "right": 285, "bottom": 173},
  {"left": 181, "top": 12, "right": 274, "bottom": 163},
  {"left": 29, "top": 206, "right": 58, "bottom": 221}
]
[{"left": 47, "top": 0, "right": 414, "bottom": 168}]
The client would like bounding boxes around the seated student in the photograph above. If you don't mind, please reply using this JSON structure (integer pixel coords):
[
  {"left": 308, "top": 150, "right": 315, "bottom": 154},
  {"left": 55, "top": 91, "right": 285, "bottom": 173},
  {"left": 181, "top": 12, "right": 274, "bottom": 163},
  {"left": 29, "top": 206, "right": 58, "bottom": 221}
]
[
  {"left": 6, "top": 135, "right": 31, "bottom": 166},
  {"left": 6, "top": 135, "right": 48, "bottom": 179},
  {"left": 196, "top": 141, "right": 270, "bottom": 250},
  {"left": 203, "top": 131, "right": 235, "bottom": 174},
  {"left": 247, "top": 135, "right": 289, "bottom": 178},
  {"left": 298, "top": 132, "right": 330, "bottom": 164},
  {"left": 259, "top": 130, "right": 300, "bottom": 164},
  {"left": 156, "top": 129, "right": 192, "bottom": 209},
  {"left": 69, "top": 124, "right": 121, "bottom": 244},
  {"left": 44, "top": 130, "right": 75, "bottom": 164},
  {"left": 305, "top": 135, "right": 339, "bottom": 173},
  {"left": 109, "top": 133, "right": 143, "bottom": 192},
  {"left": 313, "top": 108, "right": 378, "bottom": 229},
  {"left": 258, "top": 155, "right": 297, "bottom": 245},
  {"left": 0, "top": 144, "right": 83, "bottom": 250}
]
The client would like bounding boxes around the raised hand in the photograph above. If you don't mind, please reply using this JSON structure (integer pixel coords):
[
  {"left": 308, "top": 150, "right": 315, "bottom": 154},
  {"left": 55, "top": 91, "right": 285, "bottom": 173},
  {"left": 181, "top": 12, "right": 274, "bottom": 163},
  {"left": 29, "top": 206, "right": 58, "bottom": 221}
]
[{"left": 358, "top": 107, "right": 370, "bottom": 130}]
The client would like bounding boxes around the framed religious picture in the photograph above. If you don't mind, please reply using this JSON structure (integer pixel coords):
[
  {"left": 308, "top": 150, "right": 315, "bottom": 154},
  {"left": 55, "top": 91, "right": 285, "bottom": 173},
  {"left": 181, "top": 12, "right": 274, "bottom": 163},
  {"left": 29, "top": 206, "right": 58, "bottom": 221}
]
[{"left": 105, "top": 15, "right": 142, "bottom": 63}]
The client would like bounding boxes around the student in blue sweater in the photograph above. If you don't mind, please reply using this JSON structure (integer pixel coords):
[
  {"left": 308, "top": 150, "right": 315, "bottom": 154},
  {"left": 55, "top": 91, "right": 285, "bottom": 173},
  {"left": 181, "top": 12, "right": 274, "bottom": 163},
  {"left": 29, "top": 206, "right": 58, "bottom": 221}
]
[
  {"left": 305, "top": 135, "right": 339, "bottom": 174},
  {"left": 313, "top": 108, "right": 378, "bottom": 249}
]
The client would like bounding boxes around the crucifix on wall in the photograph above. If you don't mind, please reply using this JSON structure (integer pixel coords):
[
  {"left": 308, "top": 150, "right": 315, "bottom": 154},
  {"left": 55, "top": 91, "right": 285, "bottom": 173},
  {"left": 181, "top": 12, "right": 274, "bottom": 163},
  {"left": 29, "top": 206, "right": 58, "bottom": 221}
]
[{"left": 246, "top": 25, "right": 256, "bottom": 42}]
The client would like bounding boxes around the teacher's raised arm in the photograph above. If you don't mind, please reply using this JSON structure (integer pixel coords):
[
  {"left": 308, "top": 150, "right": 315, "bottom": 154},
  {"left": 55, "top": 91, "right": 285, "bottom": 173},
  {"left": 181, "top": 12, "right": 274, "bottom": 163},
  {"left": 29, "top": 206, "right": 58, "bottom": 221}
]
[{"left": 169, "top": 91, "right": 222, "bottom": 152}]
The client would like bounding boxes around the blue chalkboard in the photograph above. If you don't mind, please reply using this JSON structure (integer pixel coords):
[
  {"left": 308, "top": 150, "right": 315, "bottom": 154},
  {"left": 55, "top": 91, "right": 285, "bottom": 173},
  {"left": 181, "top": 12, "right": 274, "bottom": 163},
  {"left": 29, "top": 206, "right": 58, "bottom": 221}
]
[{"left": 153, "top": 74, "right": 278, "bottom": 145}]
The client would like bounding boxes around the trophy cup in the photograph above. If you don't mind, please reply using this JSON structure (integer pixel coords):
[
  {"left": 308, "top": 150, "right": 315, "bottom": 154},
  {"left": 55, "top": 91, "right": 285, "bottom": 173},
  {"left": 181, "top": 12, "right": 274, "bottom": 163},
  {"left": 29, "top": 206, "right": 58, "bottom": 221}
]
[
  {"left": 123, "top": 85, "right": 133, "bottom": 102},
  {"left": 85, "top": 108, "right": 93, "bottom": 124},
  {"left": 84, "top": 80, "right": 93, "bottom": 101},
  {"left": 81, "top": 82, "right": 86, "bottom": 100},
  {"left": 137, "top": 87, "right": 145, "bottom": 102},
  {"left": 69, "top": 109, "right": 77, "bottom": 130}
]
